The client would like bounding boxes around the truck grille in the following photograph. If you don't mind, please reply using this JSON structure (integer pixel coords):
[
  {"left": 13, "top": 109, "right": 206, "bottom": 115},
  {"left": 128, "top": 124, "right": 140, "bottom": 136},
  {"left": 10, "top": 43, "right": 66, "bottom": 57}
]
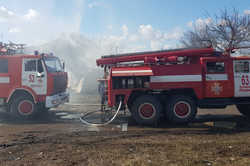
[{"left": 53, "top": 75, "right": 67, "bottom": 94}]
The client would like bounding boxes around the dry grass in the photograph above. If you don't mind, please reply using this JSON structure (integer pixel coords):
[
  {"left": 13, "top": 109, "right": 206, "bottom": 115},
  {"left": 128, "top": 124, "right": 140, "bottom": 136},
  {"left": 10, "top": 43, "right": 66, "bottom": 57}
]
[
  {"left": 1, "top": 94, "right": 250, "bottom": 166},
  {"left": 1, "top": 126, "right": 250, "bottom": 166}
]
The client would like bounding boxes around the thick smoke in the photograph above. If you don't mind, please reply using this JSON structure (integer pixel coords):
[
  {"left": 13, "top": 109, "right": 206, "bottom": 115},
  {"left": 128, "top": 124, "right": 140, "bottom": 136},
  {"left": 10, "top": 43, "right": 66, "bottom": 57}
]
[
  {"left": 28, "top": 33, "right": 104, "bottom": 94},
  {"left": 26, "top": 30, "right": 183, "bottom": 95}
]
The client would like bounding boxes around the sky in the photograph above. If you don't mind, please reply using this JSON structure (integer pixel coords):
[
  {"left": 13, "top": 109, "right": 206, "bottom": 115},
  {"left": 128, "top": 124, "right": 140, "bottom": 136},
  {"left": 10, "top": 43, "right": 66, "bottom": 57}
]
[
  {"left": 0, "top": 0, "right": 249, "bottom": 91},
  {"left": 0, "top": 0, "right": 249, "bottom": 51}
]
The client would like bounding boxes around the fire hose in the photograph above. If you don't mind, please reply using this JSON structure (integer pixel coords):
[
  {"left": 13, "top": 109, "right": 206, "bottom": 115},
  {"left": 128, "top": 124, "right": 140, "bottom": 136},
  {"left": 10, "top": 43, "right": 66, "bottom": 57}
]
[{"left": 79, "top": 101, "right": 122, "bottom": 126}]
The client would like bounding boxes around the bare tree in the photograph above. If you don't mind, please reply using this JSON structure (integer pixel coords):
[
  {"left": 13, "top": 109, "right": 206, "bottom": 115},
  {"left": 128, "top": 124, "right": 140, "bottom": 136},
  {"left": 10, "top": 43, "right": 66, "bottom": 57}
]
[{"left": 181, "top": 8, "right": 250, "bottom": 51}]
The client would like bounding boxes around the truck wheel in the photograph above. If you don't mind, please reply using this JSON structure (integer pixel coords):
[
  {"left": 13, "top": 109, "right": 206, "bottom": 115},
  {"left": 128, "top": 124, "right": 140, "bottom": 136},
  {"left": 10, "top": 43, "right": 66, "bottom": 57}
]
[
  {"left": 38, "top": 104, "right": 50, "bottom": 113},
  {"left": 35, "top": 104, "right": 50, "bottom": 117},
  {"left": 166, "top": 95, "right": 197, "bottom": 124},
  {"left": 10, "top": 95, "right": 37, "bottom": 119},
  {"left": 236, "top": 104, "right": 250, "bottom": 118},
  {"left": 131, "top": 95, "right": 162, "bottom": 126}
]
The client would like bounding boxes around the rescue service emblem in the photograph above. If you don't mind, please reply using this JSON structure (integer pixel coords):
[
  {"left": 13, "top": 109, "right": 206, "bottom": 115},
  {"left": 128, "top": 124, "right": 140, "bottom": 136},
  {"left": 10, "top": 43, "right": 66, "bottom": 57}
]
[{"left": 211, "top": 82, "right": 223, "bottom": 95}]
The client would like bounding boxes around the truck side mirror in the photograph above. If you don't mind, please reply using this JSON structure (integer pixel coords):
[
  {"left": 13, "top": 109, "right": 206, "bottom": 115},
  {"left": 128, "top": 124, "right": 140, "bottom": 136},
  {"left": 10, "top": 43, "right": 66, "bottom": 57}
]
[
  {"left": 62, "top": 62, "right": 65, "bottom": 70},
  {"left": 37, "top": 59, "right": 44, "bottom": 73}
]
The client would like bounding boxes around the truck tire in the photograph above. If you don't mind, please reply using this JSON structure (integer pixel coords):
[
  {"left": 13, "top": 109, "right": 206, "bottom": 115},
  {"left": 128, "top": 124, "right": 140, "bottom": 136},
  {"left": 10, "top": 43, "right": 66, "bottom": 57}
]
[
  {"left": 38, "top": 103, "right": 50, "bottom": 113},
  {"left": 131, "top": 95, "right": 162, "bottom": 126},
  {"left": 236, "top": 104, "right": 250, "bottom": 118},
  {"left": 35, "top": 103, "right": 50, "bottom": 118},
  {"left": 10, "top": 95, "right": 37, "bottom": 119},
  {"left": 166, "top": 95, "right": 197, "bottom": 124}
]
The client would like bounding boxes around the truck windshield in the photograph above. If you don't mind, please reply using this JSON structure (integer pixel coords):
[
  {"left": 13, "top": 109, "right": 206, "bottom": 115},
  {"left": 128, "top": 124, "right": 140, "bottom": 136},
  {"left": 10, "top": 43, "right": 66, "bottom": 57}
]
[{"left": 44, "top": 57, "right": 63, "bottom": 72}]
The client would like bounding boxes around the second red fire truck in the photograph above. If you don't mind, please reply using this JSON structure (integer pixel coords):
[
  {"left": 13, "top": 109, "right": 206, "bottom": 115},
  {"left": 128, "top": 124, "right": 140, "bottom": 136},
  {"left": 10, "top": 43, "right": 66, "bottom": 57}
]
[
  {"left": 0, "top": 42, "right": 69, "bottom": 119},
  {"left": 96, "top": 46, "right": 250, "bottom": 125}
]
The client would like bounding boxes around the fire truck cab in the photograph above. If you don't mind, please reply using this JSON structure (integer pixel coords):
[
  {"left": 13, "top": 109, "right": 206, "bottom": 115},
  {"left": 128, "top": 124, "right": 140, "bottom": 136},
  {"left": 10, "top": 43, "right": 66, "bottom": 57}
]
[
  {"left": 96, "top": 47, "right": 250, "bottom": 125},
  {"left": 0, "top": 44, "right": 69, "bottom": 119}
]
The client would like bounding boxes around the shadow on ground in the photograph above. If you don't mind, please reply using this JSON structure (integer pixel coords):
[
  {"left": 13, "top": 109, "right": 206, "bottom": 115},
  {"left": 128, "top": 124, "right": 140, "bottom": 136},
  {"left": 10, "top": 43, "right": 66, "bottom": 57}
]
[
  {"left": 1, "top": 107, "right": 250, "bottom": 134},
  {"left": 0, "top": 110, "right": 79, "bottom": 125}
]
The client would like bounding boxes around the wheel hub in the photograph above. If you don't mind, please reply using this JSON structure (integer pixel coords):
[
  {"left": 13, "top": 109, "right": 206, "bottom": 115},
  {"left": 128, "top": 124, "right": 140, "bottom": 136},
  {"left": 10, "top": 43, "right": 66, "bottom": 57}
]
[
  {"left": 138, "top": 103, "right": 156, "bottom": 119},
  {"left": 174, "top": 101, "right": 191, "bottom": 118},
  {"left": 18, "top": 100, "right": 34, "bottom": 116}
]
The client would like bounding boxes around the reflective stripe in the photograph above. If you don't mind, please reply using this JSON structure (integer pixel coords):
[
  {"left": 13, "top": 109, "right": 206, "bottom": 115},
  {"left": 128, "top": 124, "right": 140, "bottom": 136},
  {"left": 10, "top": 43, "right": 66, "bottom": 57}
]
[
  {"left": 112, "top": 70, "right": 152, "bottom": 74},
  {"left": 0, "top": 77, "right": 10, "bottom": 83},
  {"left": 150, "top": 75, "right": 202, "bottom": 82},
  {"left": 206, "top": 74, "right": 228, "bottom": 81}
]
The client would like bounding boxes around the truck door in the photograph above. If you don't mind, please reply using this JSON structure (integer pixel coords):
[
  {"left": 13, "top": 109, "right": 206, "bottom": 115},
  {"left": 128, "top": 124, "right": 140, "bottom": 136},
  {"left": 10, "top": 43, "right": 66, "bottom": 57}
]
[
  {"left": 233, "top": 60, "right": 250, "bottom": 97},
  {"left": 0, "top": 58, "right": 11, "bottom": 98},
  {"left": 22, "top": 58, "right": 47, "bottom": 95},
  {"left": 204, "top": 60, "right": 232, "bottom": 98}
]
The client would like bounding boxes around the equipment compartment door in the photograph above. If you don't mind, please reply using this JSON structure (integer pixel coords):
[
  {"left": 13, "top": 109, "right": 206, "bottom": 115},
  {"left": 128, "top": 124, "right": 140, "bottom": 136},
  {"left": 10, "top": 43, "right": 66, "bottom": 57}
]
[
  {"left": 234, "top": 60, "right": 250, "bottom": 97},
  {"left": 22, "top": 58, "right": 47, "bottom": 95}
]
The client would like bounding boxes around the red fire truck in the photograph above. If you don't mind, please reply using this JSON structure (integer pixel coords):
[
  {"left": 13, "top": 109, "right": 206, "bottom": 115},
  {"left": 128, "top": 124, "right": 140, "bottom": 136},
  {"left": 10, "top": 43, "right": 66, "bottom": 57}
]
[
  {"left": 0, "top": 42, "right": 69, "bottom": 119},
  {"left": 96, "top": 46, "right": 250, "bottom": 125}
]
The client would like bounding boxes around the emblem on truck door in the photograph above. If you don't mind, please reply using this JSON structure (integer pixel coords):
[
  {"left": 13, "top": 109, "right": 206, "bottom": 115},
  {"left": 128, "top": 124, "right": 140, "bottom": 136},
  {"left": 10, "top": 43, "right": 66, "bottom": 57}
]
[{"left": 211, "top": 82, "right": 223, "bottom": 95}]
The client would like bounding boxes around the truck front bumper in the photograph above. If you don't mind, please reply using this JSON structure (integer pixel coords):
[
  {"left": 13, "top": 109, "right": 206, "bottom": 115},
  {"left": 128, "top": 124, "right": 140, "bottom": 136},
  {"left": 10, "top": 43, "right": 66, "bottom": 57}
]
[{"left": 45, "top": 91, "right": 69, "bottom": 108}]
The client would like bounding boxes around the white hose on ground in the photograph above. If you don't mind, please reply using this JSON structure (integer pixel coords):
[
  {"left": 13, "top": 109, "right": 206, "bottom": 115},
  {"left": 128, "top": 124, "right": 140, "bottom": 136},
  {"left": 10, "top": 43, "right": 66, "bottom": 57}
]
[{"left": 79, "top": 101, "right": 122, "bottom": 126}]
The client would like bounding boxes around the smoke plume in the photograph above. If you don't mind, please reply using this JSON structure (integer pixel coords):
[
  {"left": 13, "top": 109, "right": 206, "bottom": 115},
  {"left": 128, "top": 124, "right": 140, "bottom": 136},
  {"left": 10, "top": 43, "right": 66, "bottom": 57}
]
[{"left": 28, "top": 33, "right": 103, "bottom": 94}]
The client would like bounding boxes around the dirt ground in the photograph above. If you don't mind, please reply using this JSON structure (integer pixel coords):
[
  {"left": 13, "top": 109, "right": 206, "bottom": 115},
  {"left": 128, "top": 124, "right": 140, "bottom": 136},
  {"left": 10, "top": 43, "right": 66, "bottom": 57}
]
[{"left": 1, "top": 94, "right": 250, "bottom": 166}]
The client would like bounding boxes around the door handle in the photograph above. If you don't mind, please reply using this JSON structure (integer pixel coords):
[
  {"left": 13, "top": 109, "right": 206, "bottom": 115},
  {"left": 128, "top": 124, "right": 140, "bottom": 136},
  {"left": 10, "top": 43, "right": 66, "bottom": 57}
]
[{"left": 37, "top": 73, "right": 44, "bottom": 78}]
